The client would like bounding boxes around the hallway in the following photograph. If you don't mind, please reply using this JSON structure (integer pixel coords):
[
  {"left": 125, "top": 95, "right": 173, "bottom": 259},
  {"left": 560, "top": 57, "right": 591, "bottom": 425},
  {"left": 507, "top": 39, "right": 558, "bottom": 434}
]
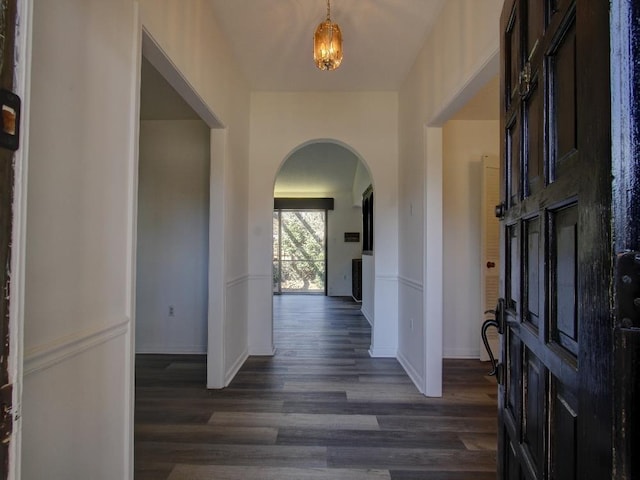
[{"left": 135, "top": 296, "right": 497, "bottom": 479}]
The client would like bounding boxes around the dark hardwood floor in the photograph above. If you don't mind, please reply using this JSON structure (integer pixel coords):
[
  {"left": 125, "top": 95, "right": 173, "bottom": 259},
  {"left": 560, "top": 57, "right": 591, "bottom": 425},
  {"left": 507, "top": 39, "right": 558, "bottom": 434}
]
[{"left": 135, "top": 295, "right": 498, "bottom": 479}]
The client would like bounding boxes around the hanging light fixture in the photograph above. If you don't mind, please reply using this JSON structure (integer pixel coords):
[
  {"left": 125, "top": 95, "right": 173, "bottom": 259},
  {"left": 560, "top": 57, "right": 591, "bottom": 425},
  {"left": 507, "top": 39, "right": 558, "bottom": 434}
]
[{"left": 313, "top": 0, "right": 343, "bottom": 71}]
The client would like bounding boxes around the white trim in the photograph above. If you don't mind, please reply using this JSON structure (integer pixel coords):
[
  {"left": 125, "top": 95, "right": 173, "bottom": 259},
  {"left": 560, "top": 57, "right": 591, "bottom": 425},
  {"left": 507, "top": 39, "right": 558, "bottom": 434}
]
[
  {"left": 8, "top": 0, "right": 34, "bottom": 477},
  {"left": 124, "top": 5, "right": 142, "bottom": 479},
  {"left": 248, "top": 275, "right": 275, "bottom": 357},
  {"left": 225, "top": 348, "right": 249, "bottom": 386},
  {"left": 136, "top": 345, "right": 207, "bottom": 354},
  {"left": 360, "top": 305, "right": 373, "bottom": 326},
  {"left": 370, "top": 275, "right": 398, "bottom": 357},
  {"left": 208, "top": 128, "right": 227, "bottom": 389},
  {"left": 428, "top": 43, "right": 500, "bottom": 127},
  {"left": 398, "top": 275, "right": 423, "bottom": 292},
  {"left": 24, "top": 319, "right": 130, "bottom": 376},
  {"left": 248, "top": 274, "right": 271, "bottom": 281},
  {"left": 368, "top": 345, "right": 396, "bottom": 357},
  {"left": 227, "top": 274, "right": 249, "bottom": 288},
  {"left": 375, "top": 274, "right": 398, "bottom": 281},
  {"left": 397, "top": 350, "right": 424, "bottom": 394},
  {"left": 397, "top": 278, "right": 423, "bottom": 392},
  {"left": 249, "top": 345, "right": 277, "bottom": 356},
  {"left": 141, "top": 30, "right": 223, "bottom": 130},
  {"left": 423, "top": 126, "right": 443, "bottom": 398},
  {"left": 443, "top": 348, "right": 481, "bottom": 359}
]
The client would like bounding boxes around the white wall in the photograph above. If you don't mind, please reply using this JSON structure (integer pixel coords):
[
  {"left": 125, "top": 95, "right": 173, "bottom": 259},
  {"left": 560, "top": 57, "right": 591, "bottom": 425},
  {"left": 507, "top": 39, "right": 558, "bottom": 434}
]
[
  {"left": 352, "top": 162, "right": 372, "bottom": 207},
  {"left": 21, "top": 0, "right": 251, "bottom": 477},
  {"left": 361, "top": 254, "right": 375, "bottom": 324},
  {"left": 397, "top": 0, "right": 502, "bottom": 395},
  {"left": 443, "top": 120, "right": 499, "bottom": 357},
  {"left": 139, "top": 0, "right": 252, "bottom": 387},
  {"left": 136, "top": 119, "right": 210, "bottom": 353},
  {"left": 327, "top": 193, "right": 363, "bottom": 297},
  {"left": 22, "top": 0, "right": 137, "bottom": 477},
  {"left": 249, "top": 92, "right": 399, "bottom": 357}
]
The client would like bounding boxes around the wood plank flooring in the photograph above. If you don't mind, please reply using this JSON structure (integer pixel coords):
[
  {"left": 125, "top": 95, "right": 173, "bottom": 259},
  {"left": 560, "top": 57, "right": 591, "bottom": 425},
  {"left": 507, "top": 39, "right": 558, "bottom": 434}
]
[{"left": 135, "top": 295, "right": 498, "bottom": 479}]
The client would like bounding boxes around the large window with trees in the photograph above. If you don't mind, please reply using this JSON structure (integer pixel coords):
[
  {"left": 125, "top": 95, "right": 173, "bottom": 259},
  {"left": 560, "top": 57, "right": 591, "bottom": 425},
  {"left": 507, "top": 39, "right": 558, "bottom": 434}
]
[{"left": 273, "top": 209, "right": 327, "bottom": 294}]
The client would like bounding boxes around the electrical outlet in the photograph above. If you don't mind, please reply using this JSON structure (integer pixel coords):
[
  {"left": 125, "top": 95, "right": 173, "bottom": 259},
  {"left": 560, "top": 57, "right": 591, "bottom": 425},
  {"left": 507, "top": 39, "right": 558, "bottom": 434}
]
[{"left": 169, "top": 305, "right": 175, "bottom": 317}]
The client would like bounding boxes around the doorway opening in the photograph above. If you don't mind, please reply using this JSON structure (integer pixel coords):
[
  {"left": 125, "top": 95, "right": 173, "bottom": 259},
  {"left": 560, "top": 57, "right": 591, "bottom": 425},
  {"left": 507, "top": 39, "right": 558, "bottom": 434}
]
[
  {"left": 273, "top": 209, "right": 327, "bottom": 295},
  {"left": 440, "top": 75, "right": 500, "bottom": 360},
  {"left": 271, "top": 141, "right": 373, "bottom": 351},
  {"left": 136, "top": 54, "right": 211, "bottom": 355},
  {"left": 135, "top": 30, "right": 226, "bottom": 395}
]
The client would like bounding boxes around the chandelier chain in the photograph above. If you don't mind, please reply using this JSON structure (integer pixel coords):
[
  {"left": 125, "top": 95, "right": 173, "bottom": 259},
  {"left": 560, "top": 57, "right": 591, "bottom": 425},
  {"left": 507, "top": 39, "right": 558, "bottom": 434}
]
[{"left": 326, "top": 0, "right": 331, "bottom": 21}]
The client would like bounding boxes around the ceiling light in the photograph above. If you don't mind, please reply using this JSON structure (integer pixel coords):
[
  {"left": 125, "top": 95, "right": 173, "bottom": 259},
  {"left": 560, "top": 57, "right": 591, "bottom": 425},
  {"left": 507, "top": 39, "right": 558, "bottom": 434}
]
[{"left": 313, "top": 0, "right": 343, "bottom": 71}]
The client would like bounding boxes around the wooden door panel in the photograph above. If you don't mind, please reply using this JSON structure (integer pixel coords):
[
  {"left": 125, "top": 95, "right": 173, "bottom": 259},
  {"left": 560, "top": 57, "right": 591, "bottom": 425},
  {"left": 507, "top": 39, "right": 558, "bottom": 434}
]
[
  {"left": 550, "top": 377, "right": 578, "bottom": 480},
  {"left": 522, "top": 348, "right": 546, "bottom": 477},
  {"left": 524, "top": 216, "right": 541, "bottom": 330},
  {"left": 525, "top": 0, "right": 544, "bottom": 60},
  {"left": 549, "top": 16, "right": 577, "bottom": 177},
  {"left": 524, "top": 79, "right": 543, "bottom": 195},
  {"left": 550, "top": 203, "right": 578, "bottom": 357},
  {"left": 505, "top": 329, "right": 522, "bottom": 433},
  {"left": 505, "top": 0, "right": 521, "bottom": 111},
  {"left": 506, "top": 439, "right": 524, "bottom": 480},
  {"left": 506, "top": 224, "right": 520, "bottom": 313},
  {"left": 498, "top": 0, "right": 613, "bottom": 478},
  {"left": 507, "top": 115, "right": 522, "bottom": 206}
]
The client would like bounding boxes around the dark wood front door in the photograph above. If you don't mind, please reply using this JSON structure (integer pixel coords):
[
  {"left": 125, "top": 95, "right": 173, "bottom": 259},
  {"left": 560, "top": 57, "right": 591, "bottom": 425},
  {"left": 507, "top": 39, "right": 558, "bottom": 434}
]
[
  {"left": 0, "top": 0, "right": 17, "bottom": 477},
  {"left": 498, "top": 0, "right": 613, "bottom": 478}
]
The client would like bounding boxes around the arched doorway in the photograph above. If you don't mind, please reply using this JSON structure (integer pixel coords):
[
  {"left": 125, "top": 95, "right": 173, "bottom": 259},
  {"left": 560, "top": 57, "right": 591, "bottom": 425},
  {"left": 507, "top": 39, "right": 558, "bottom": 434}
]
[{"left": 272, "top": 141, "right": 374, "bottom": 346}]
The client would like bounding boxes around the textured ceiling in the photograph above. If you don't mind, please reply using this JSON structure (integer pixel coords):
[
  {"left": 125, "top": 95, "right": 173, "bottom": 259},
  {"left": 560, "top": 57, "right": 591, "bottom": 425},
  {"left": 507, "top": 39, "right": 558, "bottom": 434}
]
[{"left": 209, "top": 0, "right": 446, "bottom": 91}]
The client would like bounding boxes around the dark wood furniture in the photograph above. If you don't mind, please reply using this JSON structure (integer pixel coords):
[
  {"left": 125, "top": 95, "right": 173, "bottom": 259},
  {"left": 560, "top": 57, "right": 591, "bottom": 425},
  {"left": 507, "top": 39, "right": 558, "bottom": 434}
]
[{"left": 351, "top": 258, "right": 362, "bottom": 302}]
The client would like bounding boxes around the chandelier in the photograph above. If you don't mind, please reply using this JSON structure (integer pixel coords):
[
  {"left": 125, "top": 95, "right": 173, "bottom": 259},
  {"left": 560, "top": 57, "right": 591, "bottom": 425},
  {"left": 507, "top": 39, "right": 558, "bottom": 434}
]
[{"left": 313, "top": 0, "right": 343, "bottom": 71}]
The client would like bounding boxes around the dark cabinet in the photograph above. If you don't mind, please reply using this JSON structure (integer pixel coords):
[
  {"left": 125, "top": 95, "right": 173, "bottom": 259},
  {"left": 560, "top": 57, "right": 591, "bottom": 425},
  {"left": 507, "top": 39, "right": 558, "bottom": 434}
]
[
  {"left": 352, "top": 258, "right": 362, "bottom": 302},
  {"left": 362, "top": 186, "right": 373, "bottom": 253}
]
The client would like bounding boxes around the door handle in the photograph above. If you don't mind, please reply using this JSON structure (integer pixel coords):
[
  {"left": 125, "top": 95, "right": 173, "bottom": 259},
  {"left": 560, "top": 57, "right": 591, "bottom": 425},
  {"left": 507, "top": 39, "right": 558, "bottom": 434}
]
[
  {"left": 481, "top": 314, "right": 499, "bottom": 377},
  {"left": 481, "top": 298, "right": 505, "bottom": 377},
  {"left": 486, "top": 261, "right": 496, "bottom": 268}
]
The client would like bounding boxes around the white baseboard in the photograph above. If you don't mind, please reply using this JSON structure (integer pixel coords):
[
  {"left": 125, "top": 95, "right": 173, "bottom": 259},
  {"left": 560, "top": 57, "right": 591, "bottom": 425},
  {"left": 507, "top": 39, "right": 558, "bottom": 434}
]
[
  {"left": 443, "top": 347, "right": 480, "bottom": 359},
  {"left": 361, "top": 306, "right": 373, "bottom": 326},
  {"left": 135, "top": 345, "right": 207, "bottom": 355},
  {"left": 225, "top": 348, "right": 249, "bottom": 387},
  {"left": 368, "top": 346, "right": 396, "bottom": 358},
  {"left": 397, "top": 351, "right": 424, "bottom": 394},
  {"left": 248, "top": 345, "right": 276, "bottom": 356}
]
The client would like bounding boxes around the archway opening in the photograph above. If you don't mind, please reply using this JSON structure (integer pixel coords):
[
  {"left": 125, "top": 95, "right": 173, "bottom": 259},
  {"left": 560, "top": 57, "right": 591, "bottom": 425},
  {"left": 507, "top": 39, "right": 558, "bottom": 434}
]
[{"left": 272, "top": 141, "right": 374, "bottom": 349}]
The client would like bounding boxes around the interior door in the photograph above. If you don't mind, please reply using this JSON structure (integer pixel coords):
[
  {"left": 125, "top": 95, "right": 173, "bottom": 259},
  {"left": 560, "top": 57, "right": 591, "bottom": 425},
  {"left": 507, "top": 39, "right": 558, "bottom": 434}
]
[
  {"left": 0, "top": 0, "right": 17, "bottom": 477},
  {"left": 497, "top": 1, "right": 613, "bottom": 478},
  {"left": 480, "top": 155, "right": 500, "bottom": 362}
]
